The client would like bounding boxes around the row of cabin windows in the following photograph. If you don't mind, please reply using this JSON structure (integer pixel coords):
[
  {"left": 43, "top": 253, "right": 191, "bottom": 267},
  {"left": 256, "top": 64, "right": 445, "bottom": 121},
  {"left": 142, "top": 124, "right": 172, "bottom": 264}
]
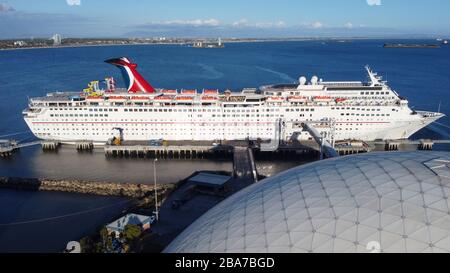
[
  {"left": 123, "top": 108, "right": 281, "bottom": 113},
  {"left": 361, "top": 91, "right": 390, "bottom": 95},
  {"left": 49, "top": 108, "right": 119, "bottom": 112},
  {"left": 286, "top": 108, "right": 315, "bottom": 112},
  {"left": 342, "top": 96, "right": 396, "bottom": 100},
  {"left": 37, "top": 120, "right": 275, "bottom": 126},
  {"left": 50, "top": 114, "right": 109, "bottom": 117},
  {"left": 48, "top": 107, "right": 285, "bottom": 113},
  {"left": 36, "top": 127, "right": 273, "bottom": 132},
  {"left": 213, "top": 114, "right": 281, "bottom": 118},
  {"left": 332, "top": 107, "right": 386, "bottom": 111},
  {"left": 46, "top": 115, "right": 280, "bottom": 121},
  {"left": 340, "top": 113, "right": 391, "bottom": 117}
]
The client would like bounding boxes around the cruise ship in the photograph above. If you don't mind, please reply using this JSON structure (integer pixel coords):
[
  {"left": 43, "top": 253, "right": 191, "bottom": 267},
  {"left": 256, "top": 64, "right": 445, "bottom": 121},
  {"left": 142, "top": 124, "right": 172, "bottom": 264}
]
[{"left": 23, "top": 57, "right": 445, "bottom": 144}]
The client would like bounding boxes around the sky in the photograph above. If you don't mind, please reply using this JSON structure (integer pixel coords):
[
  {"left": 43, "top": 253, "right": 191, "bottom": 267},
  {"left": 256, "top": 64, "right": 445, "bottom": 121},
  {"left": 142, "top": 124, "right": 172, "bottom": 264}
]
[{"left": 0, "top": 0, "right": 449, "bottom": 39}]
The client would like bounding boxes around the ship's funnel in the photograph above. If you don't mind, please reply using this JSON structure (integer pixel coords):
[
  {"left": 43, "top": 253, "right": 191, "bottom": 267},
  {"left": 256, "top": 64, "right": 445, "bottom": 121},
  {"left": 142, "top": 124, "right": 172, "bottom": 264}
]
[{"left": 105, "top": 57, "right": 155, "bottom": 93}]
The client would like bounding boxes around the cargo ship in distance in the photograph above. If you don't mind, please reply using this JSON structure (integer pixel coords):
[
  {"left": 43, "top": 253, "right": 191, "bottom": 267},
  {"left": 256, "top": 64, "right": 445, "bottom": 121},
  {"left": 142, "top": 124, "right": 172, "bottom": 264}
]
[
  {"left": 23, "top": 57, "right": 445, "bottom": 144},
  {"left": 383, "top": 43, "right": 441, "bottom": 48}
]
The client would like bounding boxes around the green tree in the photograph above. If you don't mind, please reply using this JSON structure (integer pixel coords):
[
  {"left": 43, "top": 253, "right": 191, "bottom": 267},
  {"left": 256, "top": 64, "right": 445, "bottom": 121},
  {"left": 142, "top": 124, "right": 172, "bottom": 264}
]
[
  {"left": 79, "top": 236, "right": 93, "bottom": 253},
  {"left": 123, "top": 224, "right": 142, "bottom": 243},
  {"left": 99, "top": 227, "right": 113, "bottom": 252}
]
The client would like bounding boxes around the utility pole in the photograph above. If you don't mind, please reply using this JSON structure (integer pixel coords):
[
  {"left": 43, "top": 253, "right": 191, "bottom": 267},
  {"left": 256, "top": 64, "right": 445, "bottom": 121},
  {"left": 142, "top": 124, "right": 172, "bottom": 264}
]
[{"left": 153, "top": 158, "right": 159, "bottom": 221}]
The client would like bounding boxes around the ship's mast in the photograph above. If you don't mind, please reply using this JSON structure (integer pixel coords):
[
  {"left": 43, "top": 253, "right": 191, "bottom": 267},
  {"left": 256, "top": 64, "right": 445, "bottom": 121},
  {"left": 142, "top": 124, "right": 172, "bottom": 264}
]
[{"left": 365, "top": 65, "right": 382, "bottom": 87}]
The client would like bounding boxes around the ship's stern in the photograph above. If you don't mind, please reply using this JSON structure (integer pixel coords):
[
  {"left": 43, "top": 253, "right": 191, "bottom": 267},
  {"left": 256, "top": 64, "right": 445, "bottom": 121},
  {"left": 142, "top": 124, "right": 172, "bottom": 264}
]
[{"left": 22, "top": 107, "right": 44, "bottom": 140}]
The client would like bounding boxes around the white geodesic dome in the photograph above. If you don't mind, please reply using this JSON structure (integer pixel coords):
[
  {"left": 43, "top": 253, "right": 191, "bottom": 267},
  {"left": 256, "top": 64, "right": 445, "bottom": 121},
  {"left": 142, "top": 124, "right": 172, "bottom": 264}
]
[{"left": 165, "top": 152, "right": 450, "bottom": 253}]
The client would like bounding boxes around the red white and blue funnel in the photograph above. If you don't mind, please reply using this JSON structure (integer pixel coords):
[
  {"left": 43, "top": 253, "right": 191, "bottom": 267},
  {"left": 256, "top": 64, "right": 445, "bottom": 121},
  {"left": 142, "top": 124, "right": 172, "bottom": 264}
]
[{"left": 105, "top": 57, "right": 155, "bottom": 93}]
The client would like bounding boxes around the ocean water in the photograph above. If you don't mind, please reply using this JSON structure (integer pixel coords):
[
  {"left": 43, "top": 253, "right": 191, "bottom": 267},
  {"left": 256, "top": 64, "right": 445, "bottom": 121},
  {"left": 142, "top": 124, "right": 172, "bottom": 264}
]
[
  {"left": 0, "top": 189, "right": 131, "bottom": 252},
  {"left": 1, "top": 40, "right": 449, "bottom": 137},
  {"left": 0, "top": 40, "right": 450, "bottom": 252},
  {"left": 1, "top": 40, "right": 450, "bottom": 181}
]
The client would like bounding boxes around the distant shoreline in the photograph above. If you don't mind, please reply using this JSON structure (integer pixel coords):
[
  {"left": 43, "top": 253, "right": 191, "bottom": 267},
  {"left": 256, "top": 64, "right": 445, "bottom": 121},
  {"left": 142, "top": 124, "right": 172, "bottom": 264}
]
[
  {"left": 0, "top": 37, "right": 438, "bottom": 52},
  {"left": 0, "top": 42, "right": 185, "bottom": 51}
]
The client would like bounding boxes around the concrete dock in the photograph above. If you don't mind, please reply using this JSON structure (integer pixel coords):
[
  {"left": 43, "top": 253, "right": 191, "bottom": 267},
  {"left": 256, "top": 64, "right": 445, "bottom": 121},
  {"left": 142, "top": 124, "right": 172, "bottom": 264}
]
[
  {"left": 1, "top": 138, "right": 449, "bottom": 159},
  {"left": 104, "top": 144, "right": 233, "bottom": 159}
]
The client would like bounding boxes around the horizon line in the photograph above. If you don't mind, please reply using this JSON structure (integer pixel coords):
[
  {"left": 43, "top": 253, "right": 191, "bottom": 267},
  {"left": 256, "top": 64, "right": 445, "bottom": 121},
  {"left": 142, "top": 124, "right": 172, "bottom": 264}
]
[{"left": 0, "top": 36, "right": 447, "bottom": 41}]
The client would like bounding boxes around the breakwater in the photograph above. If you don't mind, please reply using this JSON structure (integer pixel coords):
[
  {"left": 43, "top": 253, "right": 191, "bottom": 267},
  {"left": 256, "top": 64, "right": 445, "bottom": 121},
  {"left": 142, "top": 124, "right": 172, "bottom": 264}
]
[{"left": 0, "top": 177, "right": 174, "bottom": 198}]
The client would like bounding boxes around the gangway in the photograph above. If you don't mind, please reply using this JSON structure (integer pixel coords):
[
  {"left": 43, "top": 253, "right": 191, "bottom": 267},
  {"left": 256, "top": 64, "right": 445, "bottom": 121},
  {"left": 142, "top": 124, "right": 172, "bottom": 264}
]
[
  {"left": 260, "top": 119, "right": 283, "bottom": 152},
  {"left": 301, "top": 123, "right": 339, "bottom": 159}
]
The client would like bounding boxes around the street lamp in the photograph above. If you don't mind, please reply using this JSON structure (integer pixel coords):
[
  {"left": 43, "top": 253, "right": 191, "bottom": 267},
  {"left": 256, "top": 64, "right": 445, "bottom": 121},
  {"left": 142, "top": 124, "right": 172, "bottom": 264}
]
[{"left": 153, "top": 158, "right": 159, "bottom": 221}]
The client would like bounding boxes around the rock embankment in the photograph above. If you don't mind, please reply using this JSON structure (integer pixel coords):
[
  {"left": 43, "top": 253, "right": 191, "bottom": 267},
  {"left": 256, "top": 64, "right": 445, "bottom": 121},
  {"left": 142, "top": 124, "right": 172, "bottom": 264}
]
[{"left": 0, "top": 177, "right": 174, "bottom": 198}]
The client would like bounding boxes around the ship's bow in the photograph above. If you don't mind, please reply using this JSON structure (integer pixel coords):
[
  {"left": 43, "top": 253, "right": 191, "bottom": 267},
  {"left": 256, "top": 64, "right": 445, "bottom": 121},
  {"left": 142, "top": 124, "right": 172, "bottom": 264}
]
[{"left": 417, "top": 111, "right": 446, "bottom": 125}]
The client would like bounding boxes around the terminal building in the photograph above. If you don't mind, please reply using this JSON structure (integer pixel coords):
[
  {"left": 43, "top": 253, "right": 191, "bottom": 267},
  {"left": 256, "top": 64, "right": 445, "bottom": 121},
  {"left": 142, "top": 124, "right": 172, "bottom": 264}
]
[{"left": 165, "top": 151, "right": 450, "bottom": 253}]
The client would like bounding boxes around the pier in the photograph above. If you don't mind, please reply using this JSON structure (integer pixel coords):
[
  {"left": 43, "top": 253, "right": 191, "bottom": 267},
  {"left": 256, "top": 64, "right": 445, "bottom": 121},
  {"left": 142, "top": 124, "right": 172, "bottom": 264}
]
[
  {"left": 0, "top": 139, "right": 41, "bottom": 157},
  {"left": 1, "top": 138, "right": 450, "bottom": 160},
  {"left": 41, "top": 140, "right": 61, "bottom": 151},
  {"left": 76, "top": 141, "right": 94, "bottom": 151},
  {"left": 104, "top": 144, "right": 233, "bottom": 159},
  {"left": 334, "top": 142, "right": 372, "bottom": 155}
]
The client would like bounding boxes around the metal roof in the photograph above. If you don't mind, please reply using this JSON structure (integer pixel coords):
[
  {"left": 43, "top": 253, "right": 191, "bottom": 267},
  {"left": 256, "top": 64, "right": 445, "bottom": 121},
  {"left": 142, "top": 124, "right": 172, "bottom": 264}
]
[
  {"left": 165, "top": 151, "right": 450, "bottom": 253},
  {"left": 106, "top": 213, "right": 151, "bottom": 232},
  {"left": 189, "top": 173, "right": 231, "bottom": 188}
]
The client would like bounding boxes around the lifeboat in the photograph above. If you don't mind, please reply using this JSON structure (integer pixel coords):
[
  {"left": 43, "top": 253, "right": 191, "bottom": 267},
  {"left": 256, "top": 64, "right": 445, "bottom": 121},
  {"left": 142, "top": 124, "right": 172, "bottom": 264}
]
[
  {"left": 130, "top": 96, "right": 149, "bottom": 101},
  {"left": 203, "top": 89, "right": 219, "bottom": 95},
  {"left": 154, "top": 95, "right": 174, "bottom": 102},
  {"left": 86, "top": 96, "right": 104, "bottom": 101},
  {"left": 267, "top": 96, "right": 285, "bottom": 102},
  {"left": 314, "top": 96, "right": 332, "bottom": 102},
  {"left": 201, "top": 96, "right": 218, "bottom": 101},
  {"left": 181, "top": 89, "right": 197, "bottom": 95},
  {"left": 108, "top": 96, "right": 127, "bottom": 101},
  {"left": 288, "top": 96, "right": 307, "bottom": 102},
  {"left": 162, "top": 89, "right": 178, "bottom": 95}
]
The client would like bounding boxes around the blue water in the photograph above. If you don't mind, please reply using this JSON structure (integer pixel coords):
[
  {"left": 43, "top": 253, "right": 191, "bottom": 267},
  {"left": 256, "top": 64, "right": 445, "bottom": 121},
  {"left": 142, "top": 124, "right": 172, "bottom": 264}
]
[
  {"left": 0, "top": 40, "right": 450, "bottom": 252},
  {"left": 0, "top": 189, "right": 131, "bottom": 252}
]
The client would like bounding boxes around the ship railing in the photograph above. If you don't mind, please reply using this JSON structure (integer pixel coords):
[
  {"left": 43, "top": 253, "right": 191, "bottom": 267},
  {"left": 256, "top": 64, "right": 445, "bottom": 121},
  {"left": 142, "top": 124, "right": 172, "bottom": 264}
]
[{"left": 417, "top": 111, "right": 445, "bottom": 118}]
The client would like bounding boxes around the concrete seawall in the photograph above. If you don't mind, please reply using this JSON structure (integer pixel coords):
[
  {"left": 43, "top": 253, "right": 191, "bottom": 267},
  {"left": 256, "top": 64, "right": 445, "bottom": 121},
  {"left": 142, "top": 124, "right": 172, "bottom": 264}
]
[{"left": 0, "top": 177, "right": 174, "bottom": 198}]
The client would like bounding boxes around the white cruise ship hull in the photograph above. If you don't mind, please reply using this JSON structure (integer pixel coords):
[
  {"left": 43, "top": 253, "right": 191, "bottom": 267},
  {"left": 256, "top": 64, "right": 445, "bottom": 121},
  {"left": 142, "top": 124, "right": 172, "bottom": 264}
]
[
  {"left": 22, "top": 60, "right": 446, "bottom": 144},
  {"left": 23, "top": 106, "right": 444, "bottom": 143}
]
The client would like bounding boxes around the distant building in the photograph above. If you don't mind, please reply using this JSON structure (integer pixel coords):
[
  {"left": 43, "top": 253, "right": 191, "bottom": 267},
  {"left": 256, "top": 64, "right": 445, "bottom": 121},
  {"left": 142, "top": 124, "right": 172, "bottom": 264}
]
[
  {"left": 13, "top": 41, "right": 26, "bottom": 47},
  {"left": 193, "top": 38, "right": 225, "bottom": 48},
  {"left": 51, "top": 34, "right": 62, "bottom": 46},
  {"left": 106, "top": 213, "right": 155, "bottom": 237},
  {"left": 188, "top": 172, "right": 231, "bottom": 192},
  {"left": 193, "top": 41, "right": 204, "bottom": 48}
]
